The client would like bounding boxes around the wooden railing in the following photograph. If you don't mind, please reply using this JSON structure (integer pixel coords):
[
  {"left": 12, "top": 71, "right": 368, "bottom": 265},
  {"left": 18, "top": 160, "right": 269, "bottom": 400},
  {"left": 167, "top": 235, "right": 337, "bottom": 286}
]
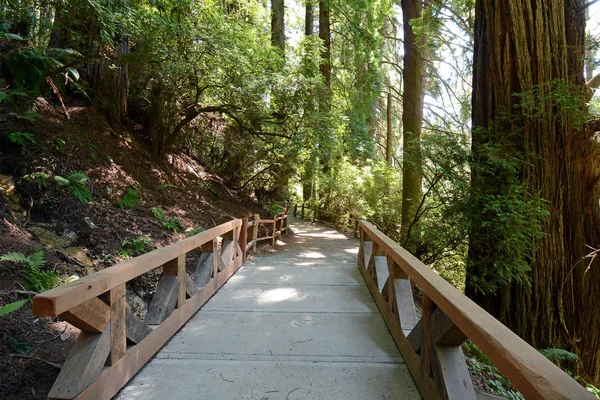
[
  {"left": 32, "top": 211, "right": 289, "bottom": 400},
  {"left": 358, "top": 220, "right": 593, "bottom": 400}
]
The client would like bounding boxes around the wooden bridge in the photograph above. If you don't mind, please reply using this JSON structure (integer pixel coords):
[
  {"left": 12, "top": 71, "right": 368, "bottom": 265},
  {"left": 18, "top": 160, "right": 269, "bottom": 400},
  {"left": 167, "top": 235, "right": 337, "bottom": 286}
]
[{"left": 32, "top": 213, "right": 594, "bottom": 399}]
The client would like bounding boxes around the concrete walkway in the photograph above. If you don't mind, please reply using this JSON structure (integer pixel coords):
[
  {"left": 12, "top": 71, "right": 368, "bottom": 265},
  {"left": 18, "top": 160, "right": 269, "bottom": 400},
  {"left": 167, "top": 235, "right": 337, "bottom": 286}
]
[{"left": 117, "top": 218, "right": 421, "bottom": 400}]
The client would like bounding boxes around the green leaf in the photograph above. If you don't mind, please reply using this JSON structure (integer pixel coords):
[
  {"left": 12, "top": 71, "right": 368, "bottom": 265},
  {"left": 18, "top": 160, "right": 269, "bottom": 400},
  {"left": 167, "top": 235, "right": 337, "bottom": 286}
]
[{"left": 0, "top": 299, "right": 29, "bottom": 317}]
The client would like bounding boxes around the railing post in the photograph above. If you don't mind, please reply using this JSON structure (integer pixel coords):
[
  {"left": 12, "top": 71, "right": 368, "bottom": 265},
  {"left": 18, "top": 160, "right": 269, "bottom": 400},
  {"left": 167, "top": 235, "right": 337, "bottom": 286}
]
[
  {"left": 272, "top": 214, "right": 277, "bottom": 247},
  {"left": 293, "top": 204, "right": 297, "bottom": 217},
  {"left": 301, "top": 203, "right": 305, "bottom": 219},
  {"left": 240, "top": 217, "right": 248, "bottom": 263},
  {"left": 252, "top": 213, "right": 259, "bottom": 251},
  {"left": 108, "top": 283, "right": 126, "bottom": 365},
  {"left": 353, "top": 219, "right": 359, "bottom": 238},
  {"left": 163, "top": 255, "right": 186, "bottom": 308}
]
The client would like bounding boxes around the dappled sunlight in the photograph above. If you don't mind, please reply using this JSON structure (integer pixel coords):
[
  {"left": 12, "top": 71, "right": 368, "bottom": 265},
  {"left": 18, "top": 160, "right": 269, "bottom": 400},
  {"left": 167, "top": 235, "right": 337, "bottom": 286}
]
[
  {"left": 293, "top": 261, "right": 318, "bottom": 266},
  {"left": 298, "top": 251, "right": 326, "bottom": 259},
  {"left": 344, "top": 248, "right": 359, "bottom": 254},
  {"left": 256, "top": 287, "right": 308, "bottom": 303},
  {"left": 297, "top": 232, "right": 348, "bottom": 239},
  {"left": 256, "top": 266, "right": 275, "bottom": 271}
]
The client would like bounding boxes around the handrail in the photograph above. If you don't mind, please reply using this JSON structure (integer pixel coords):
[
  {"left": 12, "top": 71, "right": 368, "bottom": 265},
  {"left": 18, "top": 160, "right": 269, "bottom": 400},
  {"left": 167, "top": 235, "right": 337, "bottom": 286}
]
[
  {"left": 32, "top": 211, "right": 289, "bottom": 399},
  {"left": 358, "top": 220, "right": 593, "bottom": 400},
  {"left": 33, "top": 219, "right": 242, "bottom": 316}
]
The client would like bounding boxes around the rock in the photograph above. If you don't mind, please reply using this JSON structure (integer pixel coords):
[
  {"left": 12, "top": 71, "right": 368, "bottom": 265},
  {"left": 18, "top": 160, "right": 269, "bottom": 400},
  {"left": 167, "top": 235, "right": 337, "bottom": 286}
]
[
  {"left": 126, "top": 290, "right": 147, "bottom": 320},
  {"left": 84, "top": 217, "right": 98, "bottom": 229}
]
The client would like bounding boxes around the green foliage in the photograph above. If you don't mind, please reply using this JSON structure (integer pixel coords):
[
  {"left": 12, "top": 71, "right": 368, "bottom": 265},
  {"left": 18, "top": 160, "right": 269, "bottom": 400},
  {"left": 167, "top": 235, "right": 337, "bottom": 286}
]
[
  {"left": 5, "top": 333, "right": 32, "bottom": 354},
  {"left": 266, "top": 202, "right": 284, "bottom": 216},
  {"left": 54, "top": 171, "right": 92, "bottom": 203},
  {"left": 117, "top": 189, "right": 141, "bottom": 209},
  {"left": 46, "top": 138, "right": 66, "bottom": 153},
  {"left": 119, "top": 236, "right": 154, "bottom": 258},
  {"left": 538, "top": 348, "right": 582, "bottom": 365},
  {"left": 185, "top": 226, "right": 205, "bottom": 236},
  {"left": 0, "top": 299, "right": 29, "bottom": 317},
  {"left": 464, "top": 340, "right": 524, "bottom": 399},
  {"left": 8, "top": 132, "right": 36, "bottom": 146},
  {"left": 10, "top": 111, "right": 39, "bottom": 122},
  {"left": 0, "top": 251, "right": 61, "bottom": 293},
  {"left": 23, "top": 172, "right": 48, "bottom": 190},
  {"left": 151, "top": 207, "right": 183, "bottom": 232},
  {"left": 156, "top": 184, "right": 176, "bottom": 192}
]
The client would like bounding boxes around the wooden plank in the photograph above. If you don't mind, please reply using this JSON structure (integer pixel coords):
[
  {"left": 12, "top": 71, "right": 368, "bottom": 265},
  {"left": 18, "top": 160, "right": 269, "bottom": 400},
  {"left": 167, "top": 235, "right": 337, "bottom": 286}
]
[
  {"left": 252, "top": 214, "right": 259, "bottom": 251},
  {"left": 108, "top": 284, "right": 126, "bottom": 366},
  {"left": 185, "top": 274, "right": 199, "bottom": 298},
  {"left": 220, "top": 240, "right": 235, "bottom": 270},
  {"left": 125, "top": 308, "right": 152, "bottom": 344},
  {"left": 430, "top": 308, "right": 467, "bottom": 346},
  {"left": 433, "top": 345, "right": 476, "bottom": 400},
  {"left": 258, "top": 219, "right": 276, "bottom": 223},
  {"left": 374, "top": 255, "right": 389, "bottom": 292},
  {"left": 362, "top": 241, "right": 373, "bottom": 270},
  {"left": 144, "top": 275, "right": 178, "bottom": 325},
  {"left": 163, "top": 255, "right": 186, "bottom": 308},
  {"left": 358, "top": 220, "right": 594, "bottom": 400},
  {"left": 271, "top": 215, "right": 277, "bottom": 247},
  {"left": 358, "top": 261, "right": 442, "bottom": 400},
  {"left": 407, "top": 318, "right": 423, "bottom": 353},
  {"left": 245, "top": 241, "right": 254, "bottom": 252},
  {"left": 75, "top": 253, "right": 245, "bottom": 400},
  {"left": 59, "top": 297, "right": 109, "bottom": 333},
  {"left": 33, "top": 219, "right": 242, "bottom": 317},
  {"left": 48, "top": 323, "right": 111, "bottom": 399},
  {"left": 193, "top": 253, "right": 213, "bottom": 288},
  {"left": 395, "top": 279, "right": 418, "bottom": 335},
  {"left": 240, "top": 217, "right": 248, "bottom": 263}
]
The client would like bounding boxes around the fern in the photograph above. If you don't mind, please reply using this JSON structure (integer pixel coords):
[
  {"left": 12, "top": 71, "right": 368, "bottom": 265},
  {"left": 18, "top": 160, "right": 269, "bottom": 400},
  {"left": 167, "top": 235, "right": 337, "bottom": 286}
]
[
  {"left": 151, "top": 207, "right": 182, "bottom": 232},
  {"left": 54, "top": 171, "right": 92, "bottom": 203},
  {"left": 8, "top": 132, "right": 36, "bottom": 146},
  {"left": 0, "top": 299, "right": 29, "bottom": 317},
  {"left": 118, "top": 189, "right": 141, "bottom": 209},
  {"left": 538, "top": 348, "right": 581, "bottom": 365},
  {"left": 1, "top": 251, "right": 60, "bottom": 292}
]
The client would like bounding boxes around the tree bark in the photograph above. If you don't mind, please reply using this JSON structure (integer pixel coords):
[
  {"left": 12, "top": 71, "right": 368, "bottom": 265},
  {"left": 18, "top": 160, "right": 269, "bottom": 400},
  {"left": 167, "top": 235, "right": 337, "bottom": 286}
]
[
  {"left": 271, "top": 0, "right": 285, "bottom": 53},
  {"left": 400, "top": 0, "right": 426, "bottom": 252},
  {"left": 305, "top": 2, "right": 314, "bottom": 36},
  {"left": 467, "top": 0, "right": 600, "bottom": 384},
  {"left": 386, "top": 83, "right": 393, "bottom": 165},
  {"left": 319, "top": 0, "right": 331, "bottom": 92}
]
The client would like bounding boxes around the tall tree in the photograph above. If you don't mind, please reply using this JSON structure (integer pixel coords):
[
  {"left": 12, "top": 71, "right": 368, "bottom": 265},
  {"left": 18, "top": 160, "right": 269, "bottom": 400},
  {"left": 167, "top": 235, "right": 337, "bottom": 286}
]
[
  {"left": 467, "top": 0, "right": 600, "bottom": 384},
  {"left": 319, "top": 0, "right": 331, "bottom": 93},
  {"left": 271, "top": 0, "right": 285, "bottom": 53},
  {"left": 386, "top": 82, "right": 393, "bottom": 165},
  {"left": 400, "top": 0, "right": 426, "bottom": 252},
  {"left": 305, "top": 0, "right": 314, "bottom": 36}
]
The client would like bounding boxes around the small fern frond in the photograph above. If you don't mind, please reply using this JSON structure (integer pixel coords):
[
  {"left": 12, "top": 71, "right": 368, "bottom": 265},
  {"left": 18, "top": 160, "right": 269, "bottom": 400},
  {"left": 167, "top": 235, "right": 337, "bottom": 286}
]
[
  {"left": 0, "top": 299, "right": 29, "bottom": 317},
  {"left": 538, "top": 348, "right": 581, "bottom": 365},
  {"left": 0, "top": 252, "right": 30, "bottom": 264},
  {"left": 27, "top": 251, "right": 46, "bottom": 269}
]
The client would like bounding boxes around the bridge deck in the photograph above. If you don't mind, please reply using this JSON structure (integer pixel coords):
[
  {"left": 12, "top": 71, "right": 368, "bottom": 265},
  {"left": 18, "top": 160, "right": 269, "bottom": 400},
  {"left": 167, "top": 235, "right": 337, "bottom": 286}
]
[{"left": 117, "top": 218, "right": 421, "bottom": 399}]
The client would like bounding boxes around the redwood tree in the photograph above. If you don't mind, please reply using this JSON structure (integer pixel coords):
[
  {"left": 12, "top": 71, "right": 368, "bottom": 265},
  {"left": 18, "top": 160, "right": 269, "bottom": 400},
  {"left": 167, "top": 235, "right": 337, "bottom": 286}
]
[
  {"left": 467, "top": 0, "right": 600, "bottom": 383},
  {"left": 400, "top": 0, "right": 426, "bottom": 252},
  {"left": 271, "top": 0, "right": 285, "bottom": 53}
]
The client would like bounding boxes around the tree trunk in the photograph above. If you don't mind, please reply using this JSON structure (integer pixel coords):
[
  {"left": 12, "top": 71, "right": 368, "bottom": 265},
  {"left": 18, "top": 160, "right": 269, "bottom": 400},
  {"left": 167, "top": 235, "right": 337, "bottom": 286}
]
[
  {"left": 400, "top": 0, "right": 426, "bottom": 252},
  {"left": 271, "top": 0, "right": 285, "bottom": 53},
  {"left": 319, "top": 0, "right": 331, "bottom": 92},
  {"left": 305, "top": 2, "right": 314, "bottom": 36},
  {"left": 87, "top": 38, "right": 129, "bottom": 128},
  {"left": 467, "top": 0, "right": 600, "bottom": 384},
  {"left": 386, "top": 83, "right": 393, "bottom": 165}
]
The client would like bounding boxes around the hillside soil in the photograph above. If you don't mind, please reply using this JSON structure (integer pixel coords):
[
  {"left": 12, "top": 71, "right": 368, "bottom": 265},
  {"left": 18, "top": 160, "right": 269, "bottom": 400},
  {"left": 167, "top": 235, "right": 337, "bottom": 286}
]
[{"left": 0, "top": 100, "right": 278, "bottom": 399}]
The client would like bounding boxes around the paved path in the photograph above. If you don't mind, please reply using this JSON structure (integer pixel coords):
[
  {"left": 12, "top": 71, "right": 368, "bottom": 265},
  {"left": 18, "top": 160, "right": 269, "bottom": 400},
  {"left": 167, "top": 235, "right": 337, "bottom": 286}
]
[{"left": 118, "top": 218, "right": 421, "bottom": 400}]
